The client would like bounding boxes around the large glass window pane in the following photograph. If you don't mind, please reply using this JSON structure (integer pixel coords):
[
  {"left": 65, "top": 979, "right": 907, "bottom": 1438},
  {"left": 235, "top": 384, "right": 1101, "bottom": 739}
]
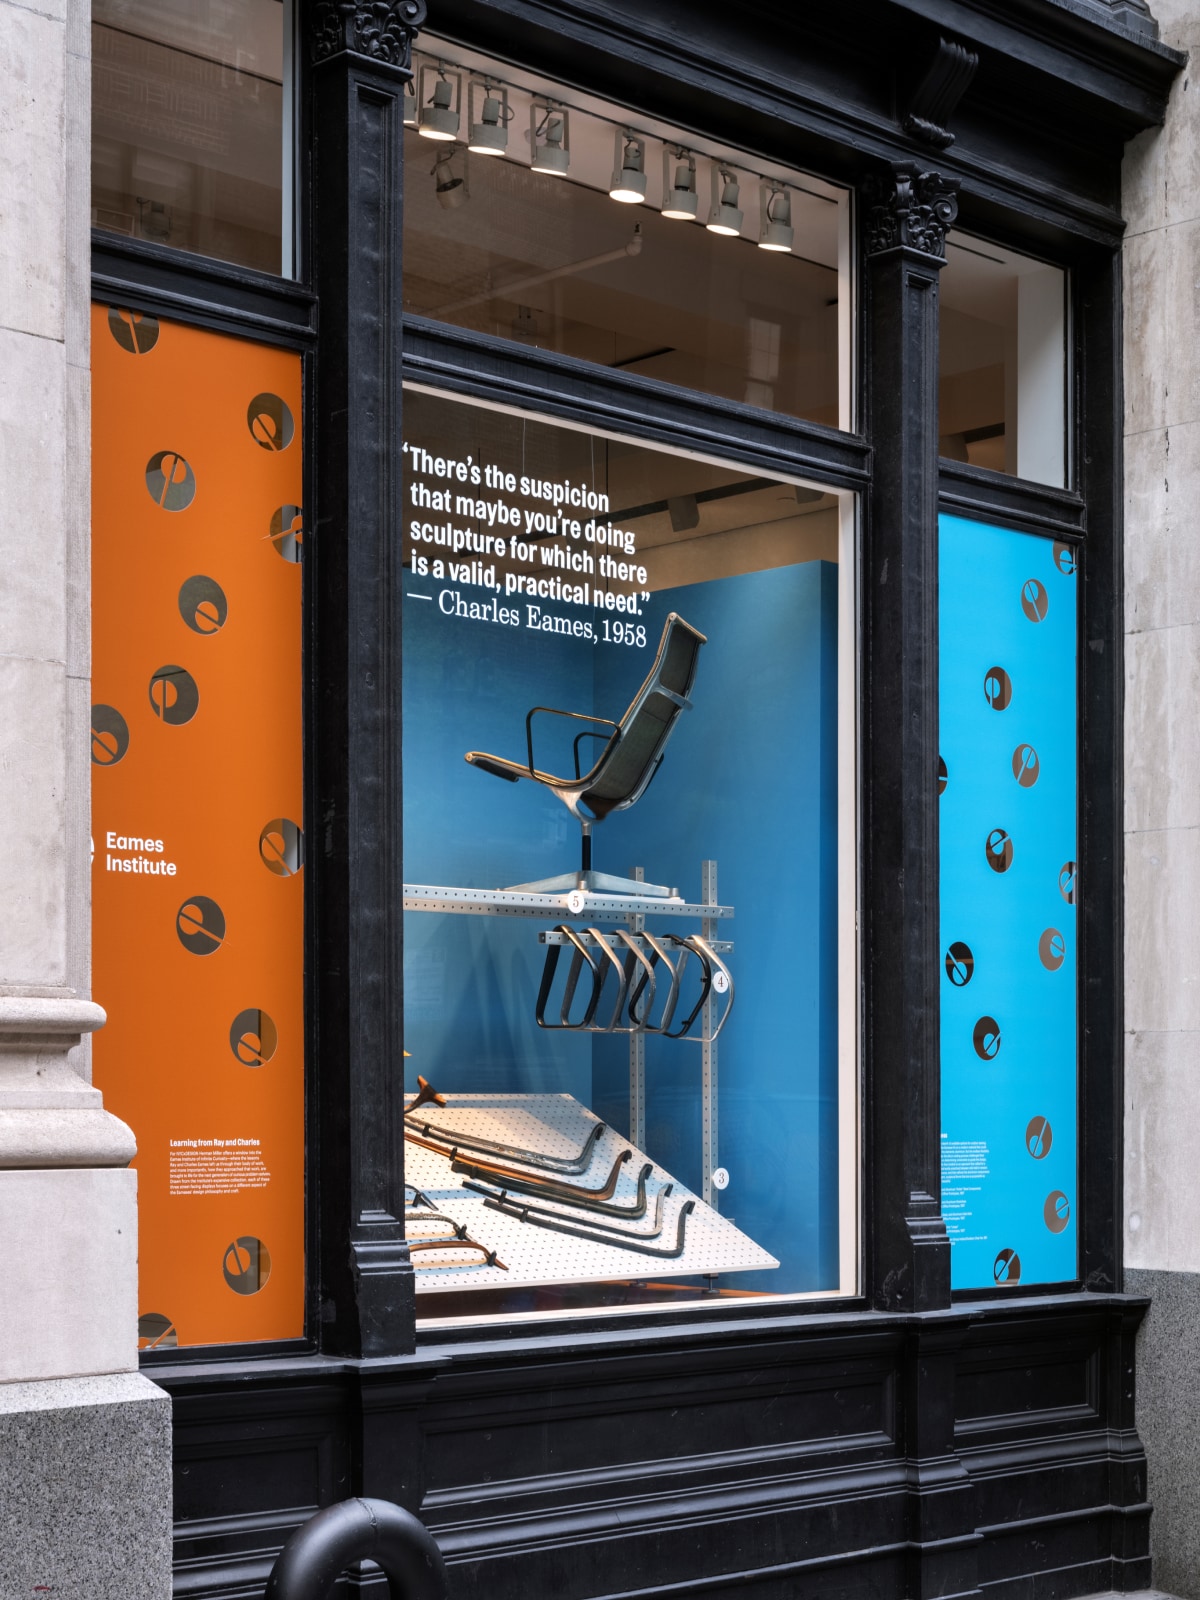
[
  {"left": 939, "top": 236, "right": 1067, "bottom": 487},
  {"left": 401, "top": 387, "right": 857, "bottom": 1323},
  {"left": 403, "top": 45, "right": 851, "bottom": 428},
  {"left": 92, "top": 0, "right": 289, "bottom": 275}
]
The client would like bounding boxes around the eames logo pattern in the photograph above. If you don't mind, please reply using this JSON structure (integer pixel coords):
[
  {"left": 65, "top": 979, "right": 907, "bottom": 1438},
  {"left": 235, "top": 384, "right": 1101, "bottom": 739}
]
[
  {"left": 940, "top": 515, "right": 1077, "bottom": 1291},
  {"left": 91, "top": 307, "right": 304, "bottom": 1348},
  {"left": 91, "top": 703, "right": 130, "bottom": 766},
  {"left": 179, "top": 575, "right": 228, "bottom": 634},
  {"left": 944, "top": 942, "right": 974, "bottom": 987},
  {"left": 146, "top": 449, "right": 197, "bottom": 511},
  {"left": 230, "top": 1008, "right": 278, "bottom": 1067},
  {"left": 176, "top": 895, "right": 227, "bottom": 955},
  {"left": 269, "top": 504, "right": 304, "bottom": 563},
  {"left": 222, "top": 1235, "right": 272, "bottom": 1294},
  {"left": 984, "top": 666, "right": 1012, "bottom": 710},
  {"left": 248, "top": 393, "right": 294, "bottom": 451},
  {"left": 109, "top": 307, "right": 160, "bottom": 355},
  {"left": 149, "top": 663, "right": 200, "bottom": 725},
  {"left": 985, "top": 827, "right": 1013, "bottom": 873}
]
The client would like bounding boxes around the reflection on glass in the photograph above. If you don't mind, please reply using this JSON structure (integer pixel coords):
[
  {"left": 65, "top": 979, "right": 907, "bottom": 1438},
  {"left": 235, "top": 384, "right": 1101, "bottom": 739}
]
[
  {"left": 92, "top": 0, "right": 286, "bottom": 274},
  {"left": 401, "top": 389, "right": 849, "bottom": 1322},
  {"left": 403, "top": 46, "right": 845, "bottom": 426},
  {"left": 939, "top": 235, "right": 1067, "bottom": 487}
]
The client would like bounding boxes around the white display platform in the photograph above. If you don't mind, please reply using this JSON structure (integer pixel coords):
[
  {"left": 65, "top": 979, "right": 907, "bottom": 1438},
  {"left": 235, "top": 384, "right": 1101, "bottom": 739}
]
[{"left": 405, "top": 1093, "right": 778, "bottom": 1293}]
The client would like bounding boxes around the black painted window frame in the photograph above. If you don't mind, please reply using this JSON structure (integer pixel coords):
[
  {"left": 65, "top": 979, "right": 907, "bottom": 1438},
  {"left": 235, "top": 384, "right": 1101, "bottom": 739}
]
[{"left": 91, "top": 0, "right": 1130, "bottom": 1369}]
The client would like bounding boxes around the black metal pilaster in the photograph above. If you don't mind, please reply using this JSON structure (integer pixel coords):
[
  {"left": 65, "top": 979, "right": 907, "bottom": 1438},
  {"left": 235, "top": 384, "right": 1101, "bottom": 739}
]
[
  {"left": 1076, "top": 246, "right": 1124, "bottom": 1297},
  {"left": 308, "top": 0, "right": 426, "bottom": 1359},
  {"left": 862, "top": 163, "right": 958, "bottom": 1316}
]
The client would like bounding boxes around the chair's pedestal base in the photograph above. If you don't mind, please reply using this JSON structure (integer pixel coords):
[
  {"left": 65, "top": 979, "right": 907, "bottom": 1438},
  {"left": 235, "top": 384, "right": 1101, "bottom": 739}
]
[{"left": 505, "top": 870, "right": 677, "bottom": 899}]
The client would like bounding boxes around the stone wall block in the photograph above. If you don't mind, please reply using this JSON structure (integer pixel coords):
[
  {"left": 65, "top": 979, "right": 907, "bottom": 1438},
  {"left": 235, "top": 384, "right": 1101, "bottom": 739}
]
[
  {"left": 1125, "top": 420, "right": 1200, "bottom": 635},
  {"left": 0, "top": 3, "right": 66, "bottom": 342},
  {"left": 1125, "top": 622, "right": 1200, "bottom": 834},
  {"left": 1125, "top": 825, "right": 1200, "bottom": 1034},
  {"left": 0, "top": 1168, "right": 137, "bottom": 1382},
  {"left": 65, "top": 672, "right": 92, "bottom": 1085},
  {"left": 64, "top": 360, "right": 90, "bottom": 680},
  {"left": 64, "top": 37, "right": 90, "bottom": 371},
  {"left": 1124, "top": 1029, "right": 1200, "bottom": 1272},
  {"left": 65, "top": 0, "right": 88, "bottom": 62},
  {"left": 0, "top": 658, "right": 68, "bottom": 987},
  {"left": 1128, "top": 1267, "right": 1200, "bottom": 1597},
  {"left": 0, "top": 325, "right": 67, "bottom": 665},
  {"left": 1163, "top": 217, "right": 1200, "bottom": 429},
  {"left": 1125, "top": 1032, "right": 1173, "bottom": 1272},
  {"left": 1159, "top": 25, "right": 1200, "bottom": 232},
  {"left": 1124, "top": 228, "right": 1168, "bottom": 435},
  {"left": 1123, "top": 120, "right": 1168, "bottom": 239},
  {"left": 0, "top": 1373, "right": 172, "bottom": 1599}
]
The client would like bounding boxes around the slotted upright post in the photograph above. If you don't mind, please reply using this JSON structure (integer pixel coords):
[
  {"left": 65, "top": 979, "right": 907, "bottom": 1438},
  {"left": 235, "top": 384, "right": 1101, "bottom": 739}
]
[
  {"left": 701, "top": 859, "right": 718, "bottom": 1209},
  {"left": 629, "top": 865, "right": 646, "bottom": 1148}
]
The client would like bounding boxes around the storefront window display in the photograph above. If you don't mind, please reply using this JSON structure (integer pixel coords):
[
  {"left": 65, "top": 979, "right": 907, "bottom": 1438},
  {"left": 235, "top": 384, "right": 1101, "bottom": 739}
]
[
  {"left": 403, "top": 43, "right": 852, "bottom": 429},
  {"left": 401, "top": 387, "right": 857, "bottom": 1322}
]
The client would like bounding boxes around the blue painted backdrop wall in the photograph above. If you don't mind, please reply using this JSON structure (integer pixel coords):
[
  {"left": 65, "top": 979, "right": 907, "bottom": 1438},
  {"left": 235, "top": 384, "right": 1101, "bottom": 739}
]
[
  {"left": 939, "top": 514, "right": 1078, "bottom": 1289},
  {"left": 403, "top": 560, "right": 840, "bottom": 1293}
]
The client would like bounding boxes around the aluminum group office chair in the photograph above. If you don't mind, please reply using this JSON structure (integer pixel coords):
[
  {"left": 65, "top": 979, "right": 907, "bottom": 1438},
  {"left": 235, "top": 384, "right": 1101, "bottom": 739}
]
[{"left": 465, "top": 611, "right": 706, "bottom": 897}]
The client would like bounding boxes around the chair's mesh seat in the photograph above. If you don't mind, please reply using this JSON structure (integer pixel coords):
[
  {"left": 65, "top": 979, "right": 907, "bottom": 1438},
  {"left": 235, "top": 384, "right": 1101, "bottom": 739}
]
[{"left": 585, "top": 692, "right": 675, "bottom": 811}]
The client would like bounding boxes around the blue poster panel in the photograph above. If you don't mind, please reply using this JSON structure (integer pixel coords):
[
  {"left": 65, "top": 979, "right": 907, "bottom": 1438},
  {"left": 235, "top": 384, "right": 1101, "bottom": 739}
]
[{"left": 939, "top": 514, "right": 1078, "bottom": 1289}]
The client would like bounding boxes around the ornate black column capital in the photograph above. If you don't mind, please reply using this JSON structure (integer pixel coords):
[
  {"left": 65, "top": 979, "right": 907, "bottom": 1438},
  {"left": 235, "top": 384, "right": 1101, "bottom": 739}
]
[
  {"left": 864, "top": 163, "right": 960, "bottom": 263},
  {"left": 312, "top": 0, "right": 427, "bottom": 70}
]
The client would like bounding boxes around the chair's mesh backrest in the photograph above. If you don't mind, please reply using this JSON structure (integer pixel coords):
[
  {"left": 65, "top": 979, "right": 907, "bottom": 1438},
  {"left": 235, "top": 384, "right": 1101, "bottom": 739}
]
[
  {"left": 584, "top": 614, "right": 705, "bottom": 814},
  {"left": 657, "top": 620, "right": 703, "bottom": 699}
]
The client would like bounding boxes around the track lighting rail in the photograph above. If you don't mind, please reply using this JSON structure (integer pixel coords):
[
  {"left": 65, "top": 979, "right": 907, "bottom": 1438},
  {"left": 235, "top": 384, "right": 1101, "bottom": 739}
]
[{"left": 409, "top": 43, "right": 819, "bottom": 255}]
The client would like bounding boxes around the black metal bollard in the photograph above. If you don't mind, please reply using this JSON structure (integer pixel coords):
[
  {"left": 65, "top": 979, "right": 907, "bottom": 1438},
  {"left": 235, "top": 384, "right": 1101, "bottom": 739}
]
[{"left": 265, "top": 1497, "right": 447, "bottom": 1600}]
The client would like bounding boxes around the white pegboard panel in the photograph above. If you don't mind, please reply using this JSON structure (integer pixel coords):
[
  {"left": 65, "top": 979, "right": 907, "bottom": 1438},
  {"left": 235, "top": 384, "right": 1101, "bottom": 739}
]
[{"left": 405, "top": 1093, "right": 778, "bottom": 1294}]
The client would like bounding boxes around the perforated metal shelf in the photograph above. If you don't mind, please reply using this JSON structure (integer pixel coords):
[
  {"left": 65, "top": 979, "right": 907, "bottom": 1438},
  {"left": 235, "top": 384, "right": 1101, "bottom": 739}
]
[
  {"left": 406, "top": 1094, "right": 777, "bottom": 1295},
  {"left": 403, "top": 883, "right": 734, "bottom": 922}
]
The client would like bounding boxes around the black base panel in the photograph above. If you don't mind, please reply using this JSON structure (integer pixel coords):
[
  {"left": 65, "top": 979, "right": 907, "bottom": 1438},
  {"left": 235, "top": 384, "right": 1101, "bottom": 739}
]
[{"left": 161, "top": 1293, "right": 1149, "bottom": 1600}]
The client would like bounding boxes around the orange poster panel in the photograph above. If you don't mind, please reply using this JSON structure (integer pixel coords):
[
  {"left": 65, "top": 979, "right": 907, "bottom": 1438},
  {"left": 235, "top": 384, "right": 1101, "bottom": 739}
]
[{"left": 91, "top": 306, "right": 304, "bottom": 1348}]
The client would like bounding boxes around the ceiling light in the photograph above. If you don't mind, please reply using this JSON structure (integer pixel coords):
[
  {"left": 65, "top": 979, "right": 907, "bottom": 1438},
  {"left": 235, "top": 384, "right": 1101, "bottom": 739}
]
[
  {"left": 417, "top": 64, "right": 460, "bottom": 141},
  {"left": 661, "top": 148, "right": 698, "bottom": 220},
  {"left": 531, "top": 104, "right": 570, "bottom": 175},
  {"left": 759, "top": 182, "right": 794, "bottom": 252},
  {"left": 610, "top": 130, "right": 647, "bottom": 203},
  {"left": 707, "top": 168, "right": 743, "bottom": 236},
  {"left": 432, "top": 147, "right": 468, "bottom": 210},
  {"left": 468, "top": 81, "right": 510, "bottom": 156}
]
